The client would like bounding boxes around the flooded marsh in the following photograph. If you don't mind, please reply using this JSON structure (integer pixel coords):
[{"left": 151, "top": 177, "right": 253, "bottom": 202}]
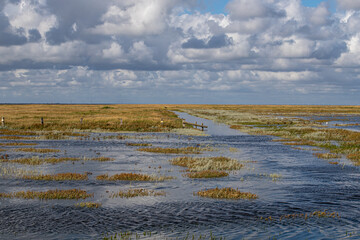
[{"left": 0, "top": 105, "right": 360, "bottom": 239}]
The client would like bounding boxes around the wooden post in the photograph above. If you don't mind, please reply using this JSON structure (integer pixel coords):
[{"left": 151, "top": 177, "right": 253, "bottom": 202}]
[
  {"left": 161, "top": 118, "right": 164, "bottom": 126},
  {"left": 182, "top": 119, "right": 185, "bottom": 128},
  {"left": 80, "top": 118, "right": 83, "bottom": 124},
  {"left": 201, "top": 123, "right": 204, "bottom": 131},
  {"left": 1, "top": 117, "right": 4, "bottom": 127},
  {"left": 41, "top": 117, "right": 44, "bottom": 126},
  {"left": 120, "top": 118, "right": 123, "bottom": 126},
  {"left": 195, "top": 121, "right": 197, "bottom": 129}
]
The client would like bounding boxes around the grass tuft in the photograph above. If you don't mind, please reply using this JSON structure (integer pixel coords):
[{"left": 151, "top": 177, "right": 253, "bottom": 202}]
[
  {"left": 75, "top": 202, "right": 101, "bottom": 208},
  {"left": 14, "top": 148, "right": 61, "bottom": 153},
  {"left": 96, "top": 173, "right": 173, "bottom": 181},
  {"left": 138, "top": 146, "right": 203, "bottom": 154},
  {"left": 0, "top": 156, "right": 114, "bottom": 165},
  {"left": 22, "top": 173, "right": 88, "bottom": 181},
  {"left": 110, "top": 188, "right": 166, "bottom": 198},
  {"left": 126, "top": 143, "right": 152, "bottom": 147},
  {"left": 313, "top": 153, "right": 341, "bottom": 159},
  {"left": 170, "top": 156, "right": 243, "bottom": 171},
  {"left": 0, "top": 189, "right": 93, "bottom": 200},
  {"left": 196, "top": 187, "right": 258, "bottom": 200},
  {"left": 185, "top": 170, "right": 229, "bottom": 178}
]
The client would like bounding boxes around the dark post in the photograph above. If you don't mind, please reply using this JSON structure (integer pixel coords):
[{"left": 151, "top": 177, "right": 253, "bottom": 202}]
[
  {"left": 195, "top": 121, "right": 197, "bottom": 129},
  {"left": 201, "top": 123, "right": 204, "bottom": 131},
  {"left": 41, "top": 117, "right": 44, "bottom": 126}
]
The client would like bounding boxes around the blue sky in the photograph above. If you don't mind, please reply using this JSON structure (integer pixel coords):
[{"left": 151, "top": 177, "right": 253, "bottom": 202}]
[
  {"left": 0, "top": 0, "right": 359, "bottom": 104},
  {"left": 201, "top": 0, "right": 337, "bottom": 14}
]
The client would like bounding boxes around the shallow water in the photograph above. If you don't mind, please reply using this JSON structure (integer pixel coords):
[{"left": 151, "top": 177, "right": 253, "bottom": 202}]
[{"left": 0, "top": 113, "right": 360, "bottom": 239}]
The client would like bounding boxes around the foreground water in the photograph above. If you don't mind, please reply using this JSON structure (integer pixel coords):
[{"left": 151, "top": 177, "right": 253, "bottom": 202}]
[{"left": 1, "top": 112, "right": 360, "bottom": 239}]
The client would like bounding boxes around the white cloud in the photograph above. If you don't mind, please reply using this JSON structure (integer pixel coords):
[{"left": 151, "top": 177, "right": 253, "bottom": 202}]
[{"left": 337, "top": 0, "right": 360, "bottom": 10}]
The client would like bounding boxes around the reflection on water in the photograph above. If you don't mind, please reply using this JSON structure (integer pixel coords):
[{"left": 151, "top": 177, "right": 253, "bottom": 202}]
[{"left": 0, "top": 113, "right": 360, "bottom": 239}]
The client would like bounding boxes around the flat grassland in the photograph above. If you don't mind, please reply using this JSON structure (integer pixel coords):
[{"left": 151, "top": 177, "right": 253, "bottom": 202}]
[{"left": 0, "top": 104, "right": 182, "bottom": 132}]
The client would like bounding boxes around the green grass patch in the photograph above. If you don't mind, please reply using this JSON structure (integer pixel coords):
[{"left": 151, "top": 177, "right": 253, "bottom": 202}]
[
  {"left": 170, "top": 156, "right": 243, "bottom": 171},
  {"left": 14, "top": 148, "right": 61, "bottom": 153},
  {"left": 196, "top": 187, "right": 258, "bottom": 200},
  {"left": 110, "top": 188, "right": 166, "bottom": 198},
  {"left": 185, "top": 170, "right": 229, "bottom": 178},
  {"left": 0, "top": 189, "right": 93, "bottom": 200},
  {"left": 75, "top": 202, "right": 101, "bottom": 208},
  {"left": 22, "top": 173, "right": 88, "bottom": 181},
  {"left": 0, "top": 156, "right": 114, "bottom": 165},
  {"left": 138, "top": 146, "right": 203, "bottom": 154},
  {"left": 96, "top": 173, "right": 173, "bottom": 182}
]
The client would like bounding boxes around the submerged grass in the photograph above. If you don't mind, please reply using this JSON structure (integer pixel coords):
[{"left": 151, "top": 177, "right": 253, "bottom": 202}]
[
  {"left": 110, "top": 188, "right": 166, "bottom": 198},
  {"left": 185, "top": 170, "right": 229, "bottom": 178},
  {"left": 96, "top": 173, "right": 173, "bottom": 182},
  {"left": 138, "top": 146, "right": 203, "bottom": 154},
  {"left": 313, "top": 153, "right": 341, "bottom": 159},
  {"left": 261, "top": 210, "right": 340, "bottom": 222},
  {"left": 22, "top": 173, "right": 88, "bottom": 181},
  {"left": 196, "top": 187, "right": 258, "bottom": 200},
  {"left": 0, "top": 189, "right": 93, "bottom": 200},
  {"left": 126, "top": 143, "right": 152, "bottom": 147},
  {"left": 170, "top": 156, "right": 243, "bottom": 172},
  {"left": 75, "top": 202, "right": 101, "bottom": 208},
  {"left": 0, "top": 156, "right": 114, "bottom": 165},
  {"left": 14, "top": 148, "right": 61, "bottom": 153}
]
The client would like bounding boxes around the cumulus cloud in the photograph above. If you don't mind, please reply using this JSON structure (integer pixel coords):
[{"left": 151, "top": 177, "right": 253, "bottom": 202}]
[{"left": 0, "top": 0, "right": 359, "bottom": 104}]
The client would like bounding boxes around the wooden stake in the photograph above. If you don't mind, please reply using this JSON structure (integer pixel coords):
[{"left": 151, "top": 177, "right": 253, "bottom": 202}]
[
  {"left": 1, "top": 117, "right": 4, "bottom": 127},
  {"left": 41, "top": 117, "right": 44, "bottom": 126}
]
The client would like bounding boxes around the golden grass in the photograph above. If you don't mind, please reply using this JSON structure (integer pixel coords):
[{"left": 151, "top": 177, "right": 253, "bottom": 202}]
[
  {"left": 0, "top": 129, "right": 37, "bottom": 136},
  {"left": 0, "top": 136, "right": 36, "bottom": 140},
  {"left": 96, "top": 173, "right": 173, "bottom": 181},
  {"left": 313, "top": 153, "right": 341, "bottom": 159},
  {"left": 0, "top": 104, "right": 183, "bottom": 132},
  {"left": 261, "top": 210, "right": 340, "bottom": 221},
  {"left": 126, "top": 143, "right": 152, "bottom": 147},
  {"left": 110, "top": 188, "right": 166, "bottom": 198},
  {"left": 0, "top": 189, "right": 93, "bottom": 200},
  {"left": 0, "top": 142, "right": 38, "bottom": 146},
  {"left": 170, "top": 156, "right": 243, "bottom": 171},
  {"left": 22, "top": 173, "right": 88, "bottom": 181},
  {"left": 138, "top": 146, "right": 203, "bottom": 154},
  {"left": 14, "top": 148, "right": 61, "bottom": 153},
  {"left": 196, "top": 187, "right": 258, "bottom": 200},
  {"left": 75, "top": 202, "right": 101, "bottom": 208},
  {"left": 0, "top": 156, "right": 114, "bottom": 165},
  {"left": 185, "top": 170, "right": 229, "bottom": 178}
]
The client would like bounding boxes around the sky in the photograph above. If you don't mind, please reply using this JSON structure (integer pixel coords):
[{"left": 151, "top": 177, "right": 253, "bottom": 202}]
[{"left": 0, "top": 0, "right": 359, "bottom": 104}]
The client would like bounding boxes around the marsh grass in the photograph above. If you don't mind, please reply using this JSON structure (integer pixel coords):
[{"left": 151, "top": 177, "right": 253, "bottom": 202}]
[
  {"left": 126, "top": 143, "right": 152, "bottom": 147},
  {"left": 170, "top": 156, "right": 243, "bottom": 172},
  {"left": 185, "top": 170, "right": 229, "bottom": 178},
  {"left": 138, "top": 146, "right": 203, "bottom": 154},
  {"left": 313, "top": 153, "right": 341, "bottom": 159},
  {"left": 22, "top": 173, "right": 88, "bottom": 181},
  {"left": 110, "top": 188, "right": 166, "bottom": 198},
  {"left": 14, "top": 148, "right": 61, "bottom": 153},
  {"left": 75, "top": 202, "right": 101, "bottom": 208},
  {"left": 0, "top": 165, "right": 42, "bottom": 178},
  {"left": 0, "top": 189, "right": 93, "bottom": 200},
  {"left": 39, "top": 131, "right": 89, "bottom": 140},
  {"left": 0, "top": 136, "right": 36, "bottom": 140},
  {"left": 261, "top": 210, "right": 340, "bottom": 222},
  {"left": 0, "top": 142, "right": 38, "bottom": 146},
  {"left": 0, "top": 129, "right": 37, "bottom": 136},
  {"left": 96, "top": 173, "right": 173, "bottom": 181},
  {"left": 196, "top": 187, "right": 258, "bottom": 200},
  {"left": 0, "top": 156, "right": 114, "bottom": 165},
  {"left": 0, "top": 104, "right": 183, "bottom": 132}
]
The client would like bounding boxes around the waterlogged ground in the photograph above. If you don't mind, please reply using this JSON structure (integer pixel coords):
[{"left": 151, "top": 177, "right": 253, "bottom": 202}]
[{"left": 0, "top": 112, "right": 360, "bottom": 239}]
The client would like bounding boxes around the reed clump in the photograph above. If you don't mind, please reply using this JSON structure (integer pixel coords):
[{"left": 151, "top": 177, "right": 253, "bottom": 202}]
[
  {"left": 313, "top": 153, "right": 341, "bottom": 159},
  {"left": 0, "top": 189, "right": 93, "bottom": 200},
  {"left": 0, "top": 156, "right": 114, "bottom": 165},
  {"left": 110, "top": 188, "right": 166, "bottom": 198},
  {"left": 196, "top": 187, "right": 258, "bottom": 200},
  {"left": 170, "top": 156, "right": 243, "bottom": 171},
  {"left": 0, "top": 142, "right": 38, "bottom": 146},
  {"left": 185, "top": 170, "right": 229, "bottom": 178},
  {"left": 126, "top": 143, "right": 152, "bottom": 147},
  {"left": 22, "top": 173, "right": 88, "bottom": 181},
  {"left": 96, "top": 173, "right": 173, "bottom": 181},
  {"left": 14, "top": 148, "right": 61, "bottom": 153},
  {"left": 75, "top": 202, "right": 101, "bottom": 208},
  {"left": 138, "top": 146, "right": 203, "bottom": 154}
]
